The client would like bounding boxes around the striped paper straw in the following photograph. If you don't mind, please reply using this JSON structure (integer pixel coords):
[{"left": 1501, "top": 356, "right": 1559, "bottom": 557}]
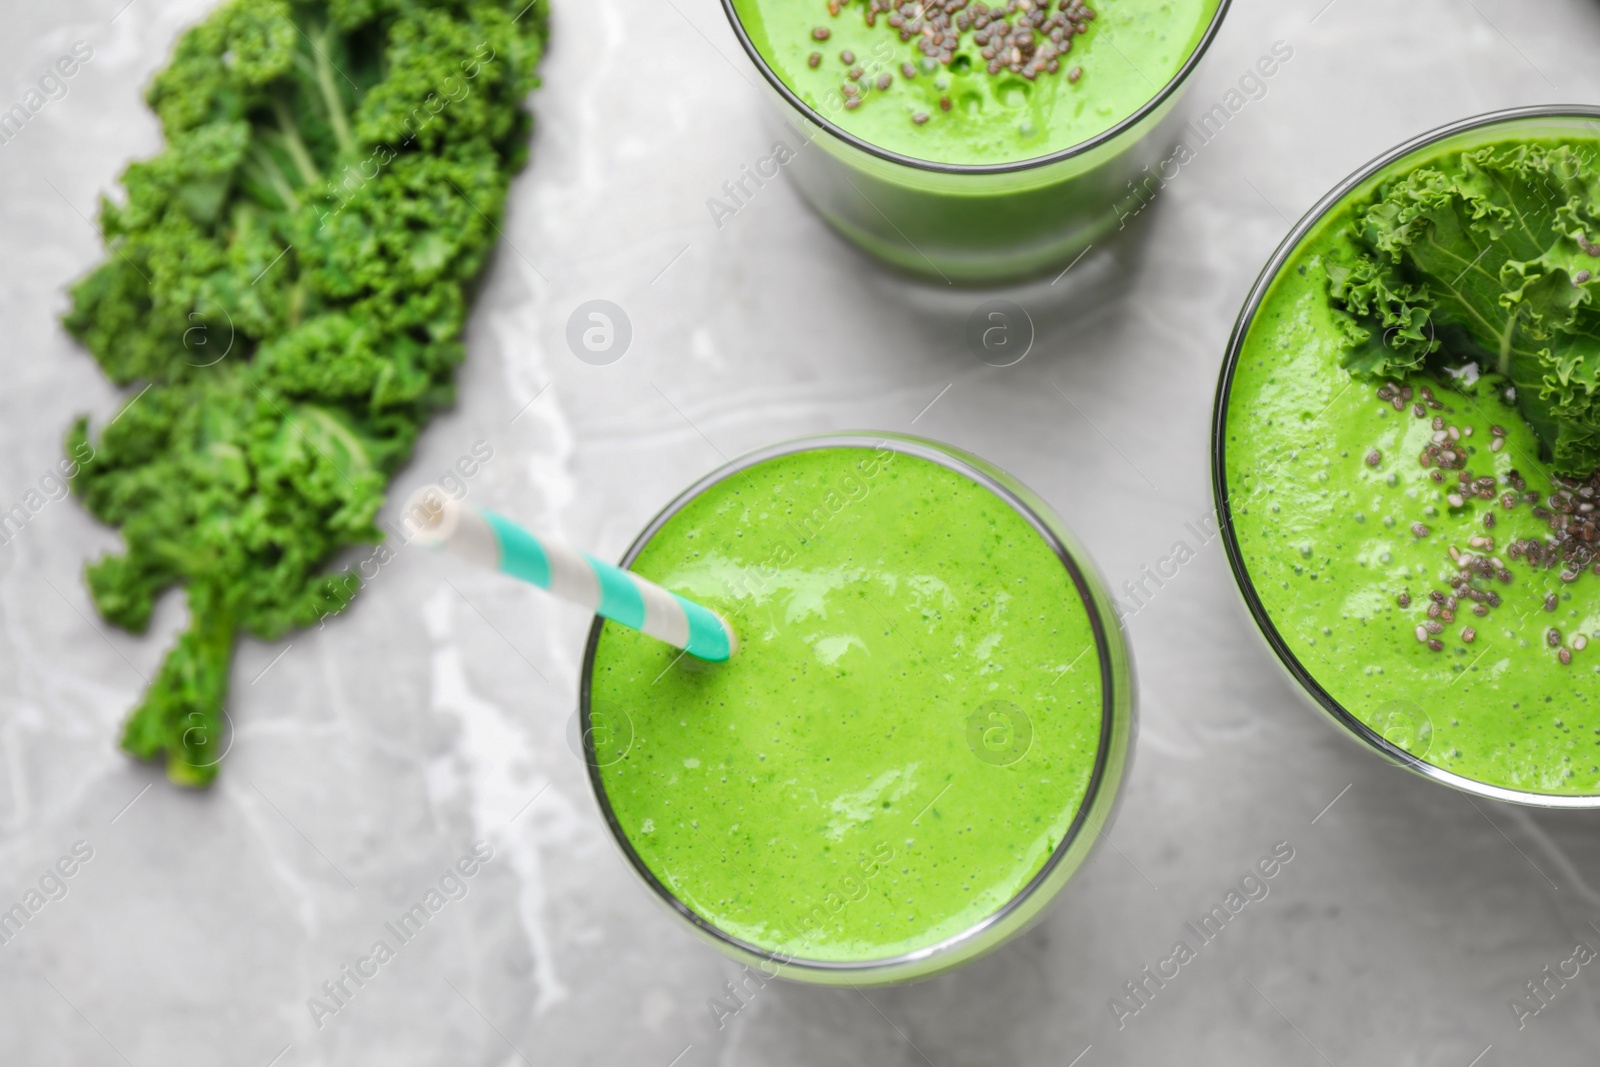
[{"left": 403, "top": 487, "right": 737, "bottom": 662}]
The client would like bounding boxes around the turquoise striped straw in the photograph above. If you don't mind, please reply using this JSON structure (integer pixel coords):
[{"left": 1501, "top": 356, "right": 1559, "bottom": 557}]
[{"left": 403, "top": 487, "right": 737, "bottom": 662}]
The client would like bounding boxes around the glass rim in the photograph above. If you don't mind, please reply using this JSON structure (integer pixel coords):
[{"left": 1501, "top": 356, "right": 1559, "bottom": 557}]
[
  {"left": 578, "top": 431, "right": 1128, "bottom": 976},
  {"left": 717, "top": 0, "right": 1234, "bottom": 176},
  {"left": 1210, "top": 104, "right": 1600, "bottom": 810}
]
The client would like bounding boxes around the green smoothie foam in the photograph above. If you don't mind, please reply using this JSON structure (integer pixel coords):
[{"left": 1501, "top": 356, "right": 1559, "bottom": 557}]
[
  {"left": 587, "top": 444, "right": 1107, "bottom": 962},
  {"left": 730, "top": 0, "right": 1220, "bottom": 165},
  {"left": 1222, "top": 125, "right": 1600, "bottom": 797}
]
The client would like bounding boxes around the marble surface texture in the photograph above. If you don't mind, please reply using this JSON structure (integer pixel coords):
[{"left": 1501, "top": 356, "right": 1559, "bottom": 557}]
[{"left": 5, "top": 0, "right": 1600, "bottom": 1063}]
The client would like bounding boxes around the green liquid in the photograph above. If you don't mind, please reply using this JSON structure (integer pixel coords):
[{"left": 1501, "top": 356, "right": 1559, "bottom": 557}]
[
  {"left": 1223, "top": 131, "right": 1600, "bottom": 797},
  {"left": 730, "top": 0, "right": 1219, "bottom": 165},
  {"left": 589, "top": 445, "right": 1105, "bottom": 961}
]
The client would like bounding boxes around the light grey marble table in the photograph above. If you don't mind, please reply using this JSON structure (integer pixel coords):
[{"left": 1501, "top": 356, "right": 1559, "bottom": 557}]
[{"left": 5, "top": 0, "right": 1600, "bottom": 1063}]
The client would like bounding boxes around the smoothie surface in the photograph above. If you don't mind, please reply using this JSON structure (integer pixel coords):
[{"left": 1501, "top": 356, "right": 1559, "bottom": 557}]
[
  {"left": 730, "top": 0, "right": 1221, "bottom": 165},
  {"left": 588, "top": 444, "right": 1106, "bottom": 962},
  {"left": 1223, "top": 128, "right": 1600, "bottom": 797}
]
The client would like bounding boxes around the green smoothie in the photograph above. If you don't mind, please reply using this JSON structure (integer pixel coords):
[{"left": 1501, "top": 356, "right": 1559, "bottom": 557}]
[
  {"left": 1220, "top": 119, "right": 1600, "bottom": 797},
  {"left": 586, "top": 442, "right": 1110, "bottom": 964},
  {"left": 730, "top": 0, "right": 1220, "bottom": 165}
]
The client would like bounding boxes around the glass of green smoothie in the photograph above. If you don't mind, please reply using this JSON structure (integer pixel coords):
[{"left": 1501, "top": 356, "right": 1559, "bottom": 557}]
[
  {"left": 721, "top": 0, "right": 1230, "bottom": 284},
  {"left": 1213, "top": 106, "right": 1600, "bottom": 807},
  {"left": 579, "top": 434, "right": 1134, "bottom": 983}
]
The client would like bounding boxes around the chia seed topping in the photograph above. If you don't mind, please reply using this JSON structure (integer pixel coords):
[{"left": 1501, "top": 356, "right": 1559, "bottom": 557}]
[
  {"left": 1376, "top": 381, "right": 1600, "bottom": 669},
  {"left": 820, "top": 0, "right": 1100, "bottom": 121}
]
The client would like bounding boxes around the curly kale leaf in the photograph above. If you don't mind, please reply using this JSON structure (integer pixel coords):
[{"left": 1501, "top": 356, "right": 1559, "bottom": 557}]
[
  {"left": 64, "top": 0, "right": 548, "bottom": 784},
  {"left": 1325, "top": 142, "right": 1600, "bottom": 474}
]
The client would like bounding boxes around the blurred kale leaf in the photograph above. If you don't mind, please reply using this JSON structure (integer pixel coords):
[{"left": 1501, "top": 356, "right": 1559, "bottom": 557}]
[{"left": 64, "top": 0, "right": 548, "bottom": 785}]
